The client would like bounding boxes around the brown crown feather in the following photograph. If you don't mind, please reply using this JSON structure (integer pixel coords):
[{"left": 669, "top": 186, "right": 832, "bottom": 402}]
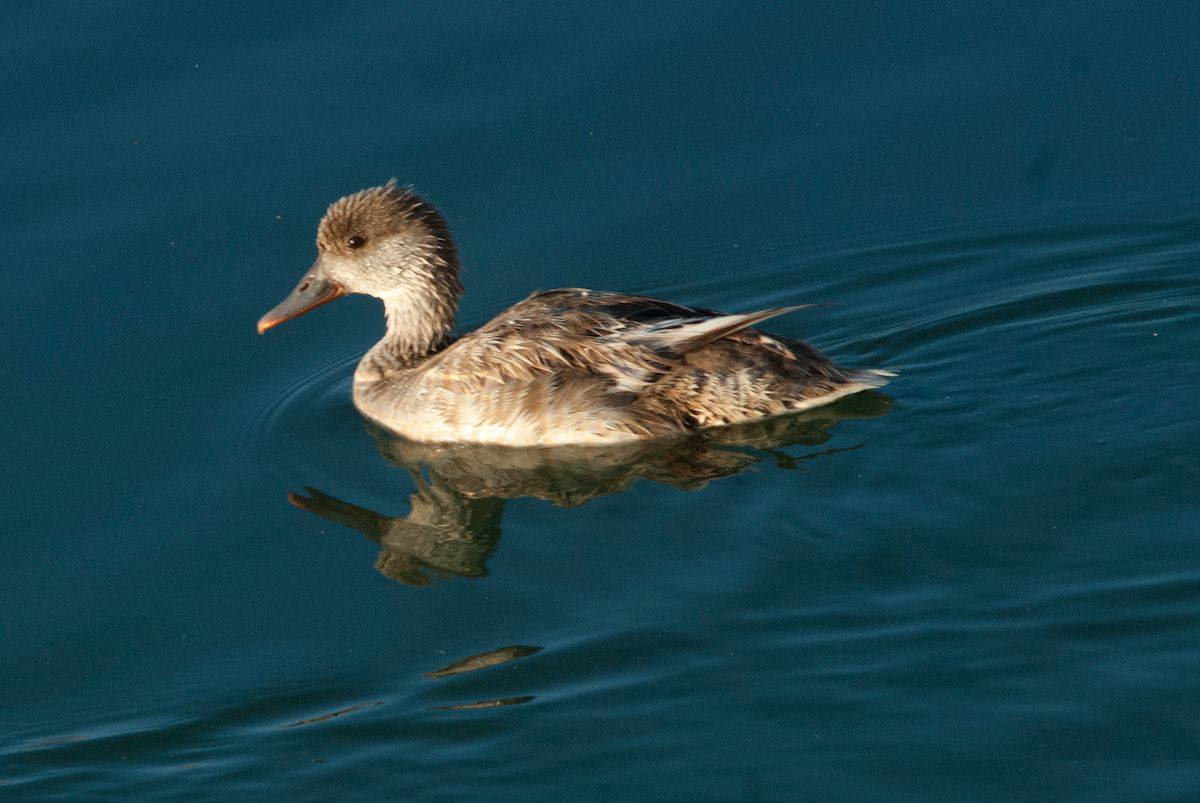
[{"left": 316, "top": 179, "right": 461, "bottom": 274}]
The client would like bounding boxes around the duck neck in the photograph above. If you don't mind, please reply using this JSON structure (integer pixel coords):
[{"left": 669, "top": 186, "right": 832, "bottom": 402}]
[{"left": 357, "top": 292, "right": 458, "bottom": 381}]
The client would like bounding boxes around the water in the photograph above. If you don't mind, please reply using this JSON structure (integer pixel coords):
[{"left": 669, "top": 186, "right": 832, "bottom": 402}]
[{"left": 3, "top": 2, "right": 1199, "bottom": 798}]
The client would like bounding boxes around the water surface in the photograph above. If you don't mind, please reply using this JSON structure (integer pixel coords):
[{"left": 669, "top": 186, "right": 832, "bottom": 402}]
[{"left": 2, "top": 2, "right": 1199, "bottom": 799}]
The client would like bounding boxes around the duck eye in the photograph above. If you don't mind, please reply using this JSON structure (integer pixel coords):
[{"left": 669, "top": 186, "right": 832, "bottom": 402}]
[{"left": 348, "top": 235, "right": 366, "bottom": 249}]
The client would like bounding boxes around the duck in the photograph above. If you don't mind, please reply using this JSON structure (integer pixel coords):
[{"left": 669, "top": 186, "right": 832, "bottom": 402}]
[{"left": 258, "top": 180, "right": 893, "bottom": 446}]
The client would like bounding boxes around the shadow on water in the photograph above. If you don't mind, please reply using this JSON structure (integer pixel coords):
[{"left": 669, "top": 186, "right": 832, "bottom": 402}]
[{"left": 288, "top": 392, "right": 892, "bottom": 586}]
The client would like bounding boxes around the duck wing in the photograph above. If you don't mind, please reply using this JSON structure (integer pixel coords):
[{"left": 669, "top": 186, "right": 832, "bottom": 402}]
[
  {"left": 625, "top": 303, "right": 814, "bottom": 355},
  {"left": 425, "top": 289, "right": 812, "bottom": 394}
]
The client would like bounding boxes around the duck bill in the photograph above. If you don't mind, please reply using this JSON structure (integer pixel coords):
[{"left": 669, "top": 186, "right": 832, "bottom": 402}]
[{"left": 257, "top": 264, "right": 346, "bottom": 333}]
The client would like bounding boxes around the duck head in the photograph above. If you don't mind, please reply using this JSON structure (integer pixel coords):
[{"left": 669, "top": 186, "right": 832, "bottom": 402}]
[{"left": 257, "top": 180, "right": 462, "bottom": 334}]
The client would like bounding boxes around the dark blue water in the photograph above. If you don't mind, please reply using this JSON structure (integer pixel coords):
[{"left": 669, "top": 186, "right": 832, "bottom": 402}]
[{"left": 3, "top": 3, "right": 1199, "bottom": 798}]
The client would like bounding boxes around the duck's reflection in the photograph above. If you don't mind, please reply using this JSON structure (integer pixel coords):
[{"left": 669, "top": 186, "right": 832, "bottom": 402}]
[{"left": 289, "top": 392, "right": 891, "bottom": 586}]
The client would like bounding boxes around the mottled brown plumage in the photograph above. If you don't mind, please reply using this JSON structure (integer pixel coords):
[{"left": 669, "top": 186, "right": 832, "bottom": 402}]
[{"left": 258, "top": 181, "right": 893, "bottom": 446}]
